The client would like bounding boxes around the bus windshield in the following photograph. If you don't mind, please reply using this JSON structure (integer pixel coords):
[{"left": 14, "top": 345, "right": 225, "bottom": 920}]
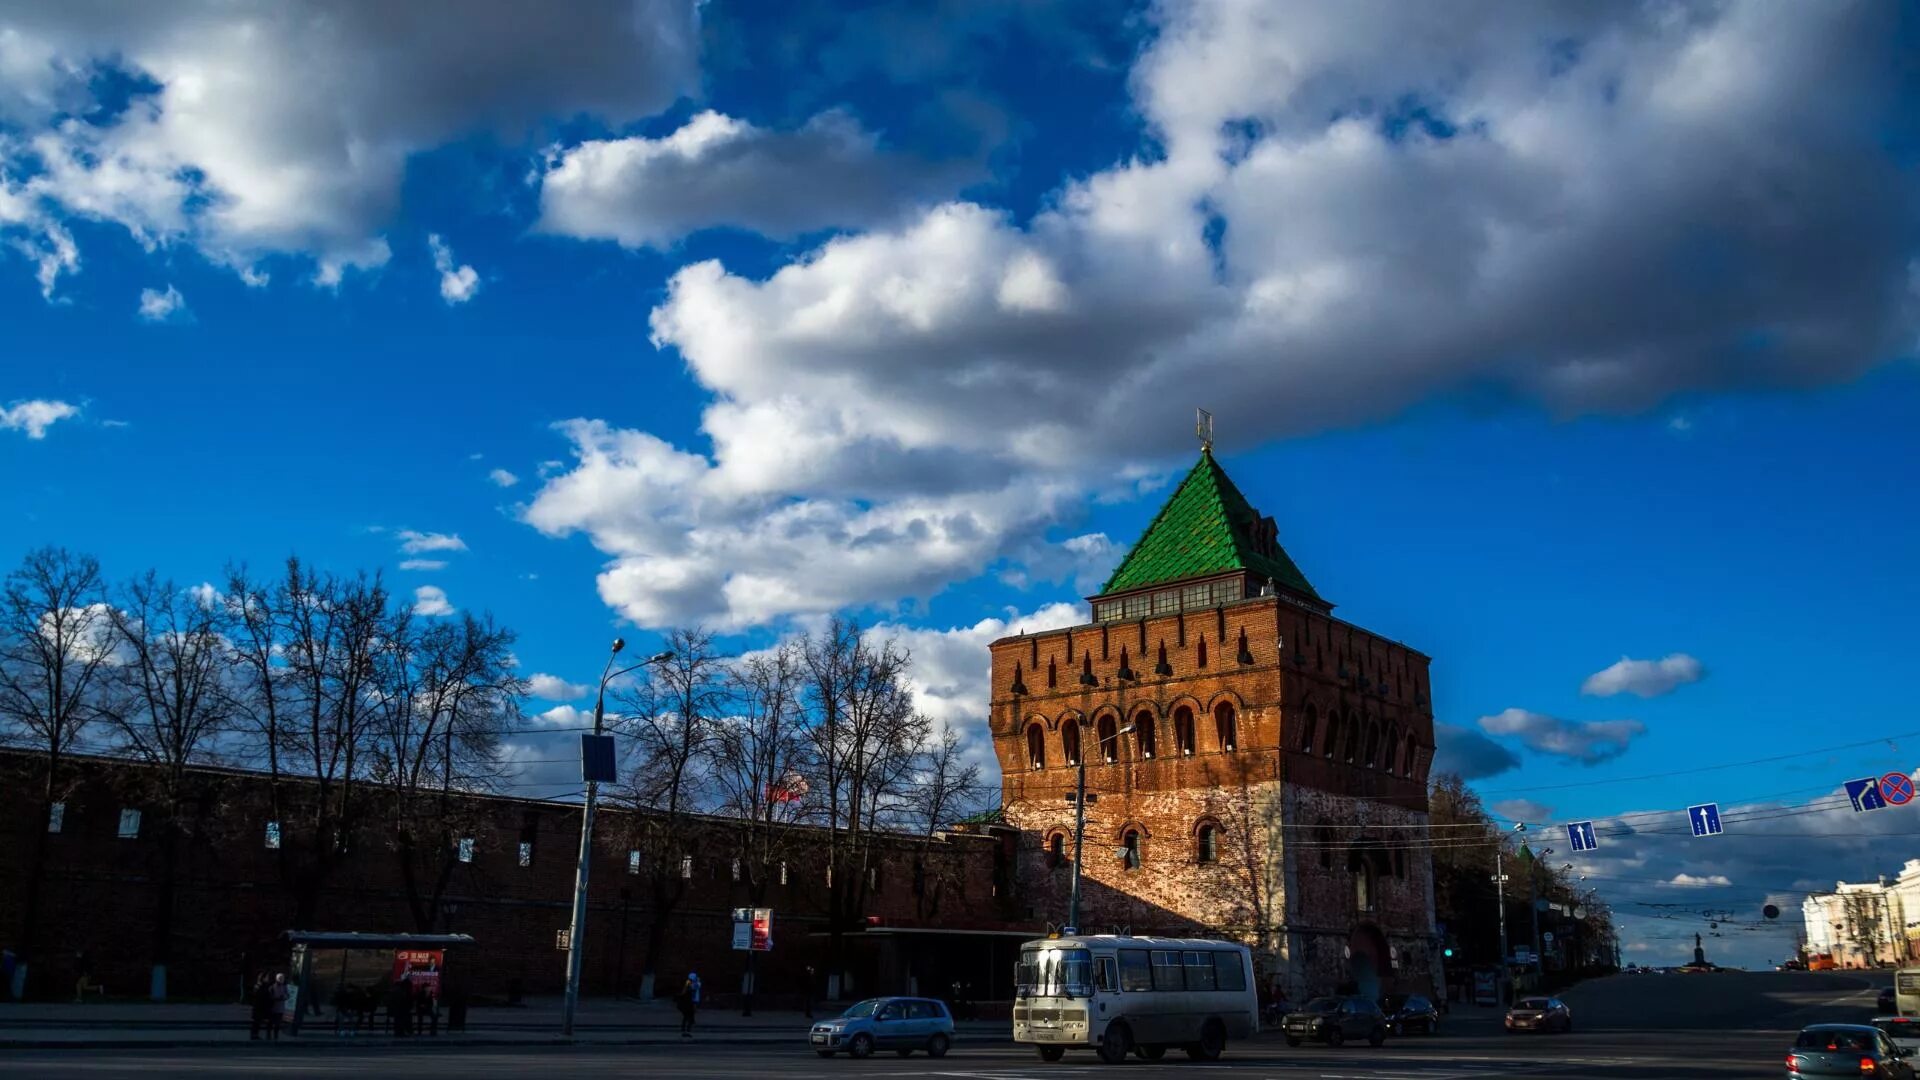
[
  {"left": 1895, "top": 969, "right": 1920, "bottom": 1017},
  {"left": 1017, "top": 948, "right": 1093, "bottom": 998}
]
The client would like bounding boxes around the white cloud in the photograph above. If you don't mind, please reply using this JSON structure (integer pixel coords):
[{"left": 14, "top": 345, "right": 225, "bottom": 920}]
[
  {"left": 0, "top": 2, "right": 698, "bottom": 285},
  {"left": 0, "top": 398, "right": 79, "bottom": 438},
  {"left": 526, "top": 673, "right": 589, "bottom": 701},
  {"left": 398, "top": 559, "right": 446, "bottom": 571},
  {"left": 412, "top": 585, "right": 454, "bottom": 617},
  {"left": 1582, "top": 653, "right": 1705, "bottom": 698},
  {"left": 1477, "top": 707, "right": 1646, "bottom": 765},
  {"left": 428, "top": 233, "right": 480, "bottom": 304},
  {"left": 538, "top": 109, "right": 966, "bottom": 248},
  {"left": 1664, "top": 873, "right": 1733, "bottom": 888},
  {"left": 488, "top": 468, "right": 519, "bottom": 488},
  {"left": 137, "top": 283, "right": 186, "bottom": 322},
  {"left": 396, "top": 530, "right": 467, "bottom": 555},
  {"left": 530, "top": 703, "right": 587, "bottom": 727},
  {"left": 187, "top": 582, "right": 222, "bottom": 610}
]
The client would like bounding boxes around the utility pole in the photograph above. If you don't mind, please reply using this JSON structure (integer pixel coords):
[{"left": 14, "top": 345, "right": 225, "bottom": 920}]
[
  {"left": 1495, "top": 846, "right": 1510, "bottom": 984},
  {"left": 1067, "top": 738, "right": 1088, "bottom": 933}
]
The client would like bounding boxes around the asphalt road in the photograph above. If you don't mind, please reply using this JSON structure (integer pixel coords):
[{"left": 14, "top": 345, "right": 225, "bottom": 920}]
[{"left": 2, "top": 971, "right": 1890, "bottom": 1080}]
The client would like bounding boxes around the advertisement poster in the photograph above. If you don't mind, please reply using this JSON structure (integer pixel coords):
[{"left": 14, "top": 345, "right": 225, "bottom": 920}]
[
  {"left": 393, "top": 949, "right": 444, "bottom": 998},
  {"left": 730, "top": 908, "right": 773, "bottom": 952}
]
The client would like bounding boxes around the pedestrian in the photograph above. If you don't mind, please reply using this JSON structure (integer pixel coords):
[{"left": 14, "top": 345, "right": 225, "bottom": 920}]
[
  {"left": 266, "top": 973, "right": 288, "bottom": 1040},
  {"left": 414, "top": 984, "right": 438, "bottom": 1037},
  {"left": 676, "top": 971, "right": 700, "bottom": 1037},
  {"left": 72, "top": 950, "right": 93, "bottom": 1003},
  {"left": 249, "top": 973, "right": 273, "bottom": 1040},
  {"left": 387, "top": 979, "right": 413, "bottom": 1037}
]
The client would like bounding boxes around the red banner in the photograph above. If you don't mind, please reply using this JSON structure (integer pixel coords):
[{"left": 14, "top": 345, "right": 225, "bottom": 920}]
[{"left": 392, "top": 949, "right": 444, "bottom": 998}]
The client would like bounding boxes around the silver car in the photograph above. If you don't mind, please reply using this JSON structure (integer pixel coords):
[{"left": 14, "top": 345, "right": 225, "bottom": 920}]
[{"left": 810, "top": 997, "right": 955, "bottom": 1059}]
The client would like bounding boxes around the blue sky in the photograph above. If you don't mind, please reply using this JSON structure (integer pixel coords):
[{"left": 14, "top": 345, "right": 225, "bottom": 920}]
[{"left": 3, "top": 1, "right": 1918, "bottom": 967}]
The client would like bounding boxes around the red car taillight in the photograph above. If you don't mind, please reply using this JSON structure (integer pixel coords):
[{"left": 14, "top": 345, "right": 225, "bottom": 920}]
[
  {"left": 1860, "top": 1057, "right": 1877, "bottom": 1074},
  {"left": 1786, "top": 1053, "right": 1800, "bottom": 1070}
]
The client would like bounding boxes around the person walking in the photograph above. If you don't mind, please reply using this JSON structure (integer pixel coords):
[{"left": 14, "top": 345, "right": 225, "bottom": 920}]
[
  {"left": 266, "top": 973, "right": 288, "bottom": 1041},
  {"left": 676, "top": 971, "right": 701, "bottom": 1038},
  {"left": 249, "top": 973, "right": 273, "bottom": 1040}
]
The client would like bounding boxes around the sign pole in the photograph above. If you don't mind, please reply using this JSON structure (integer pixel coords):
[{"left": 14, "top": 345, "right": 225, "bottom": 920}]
[{"left": 1494, "top": 846, "right": 1510, "bottom": 1004}]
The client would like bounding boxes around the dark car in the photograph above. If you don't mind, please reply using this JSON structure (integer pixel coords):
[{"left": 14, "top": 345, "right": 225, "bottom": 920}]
[
  {"left": 1787, "top": 1024, "right": 1915, "bottom": 1079},
  {"left": 1882, "top": 988, "right": 1900, "bottom": 1015},
  {"left": 1280, "top": 996, "right": 1387, "bottom": 1048},
  {"left": 1504, "top": 996, "right": 1572, "bottom": 1034},
  {"left": 1380, "top": 993, "right": 1440, "bottom": 1036}
]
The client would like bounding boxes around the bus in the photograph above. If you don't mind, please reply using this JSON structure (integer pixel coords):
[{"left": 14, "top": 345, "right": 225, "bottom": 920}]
[
  {"left": 1894, "top": 968, "right": 1920, "bottom": 1018},
  {"left": 1013, "top": 935, "right": 1258, "bottom": 1063}
]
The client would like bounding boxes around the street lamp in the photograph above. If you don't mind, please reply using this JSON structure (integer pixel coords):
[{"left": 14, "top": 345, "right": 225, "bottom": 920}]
[
  {"left": 1066, "top": 721, "right": 1133, "bottom": 934},
  {"left": 561, "top": 639, "right": 674, "bottom": 1036}
]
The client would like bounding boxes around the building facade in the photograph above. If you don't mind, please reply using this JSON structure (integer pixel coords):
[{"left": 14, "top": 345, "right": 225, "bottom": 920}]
[
  {"left": 990, "top": 449, "right": 1441, "bottom": 999},
  {"left": 1803, "top": 861, "right": 1920, "bottom": 968}
]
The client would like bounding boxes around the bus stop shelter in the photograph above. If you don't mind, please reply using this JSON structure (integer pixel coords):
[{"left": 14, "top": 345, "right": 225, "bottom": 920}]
[{"left": 282, "top": 931, "right": 475, "bottom": 1034}]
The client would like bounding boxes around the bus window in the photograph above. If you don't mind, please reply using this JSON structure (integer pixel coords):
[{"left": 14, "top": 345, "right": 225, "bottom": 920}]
[
  {"left": 1095, "top": 955, "right": 1118, "bottom": 993},
  {"left": 1150, "top": 950, "right": 1184, "bottom": 990},
  {"left": 1213, "top": 951, "right": 1247, "bottom": 991},
  {"left": 1119, "top": 950, "right": 1153, "bottom": 992},
  {"left": 1184, "top": 951, "right": 1218, "bottom": 991}
]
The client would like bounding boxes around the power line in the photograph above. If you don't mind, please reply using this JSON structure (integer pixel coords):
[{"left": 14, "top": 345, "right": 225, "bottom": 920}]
[{"left": 1478, "top": 729, "right": 1920, "bottom": 795}]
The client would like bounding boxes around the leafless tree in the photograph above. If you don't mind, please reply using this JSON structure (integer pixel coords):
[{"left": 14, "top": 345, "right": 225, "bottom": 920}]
[
  {"left": 610, "top": 626, "right": 729, "bottom": 997},
  {"left": 366, "top": 610, "right": 524, "bottom": 932},
  {"left": 0, "top": 547, "right": 112, "bottom": 998},
  {"left": 100, "top": 571, "right": 233, "bottom": 1000}
]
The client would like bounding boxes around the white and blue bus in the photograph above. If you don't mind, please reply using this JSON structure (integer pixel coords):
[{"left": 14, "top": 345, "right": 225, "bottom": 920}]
[{"left": 1014, "top": 935, "right": 1258, "bottom": 1063}]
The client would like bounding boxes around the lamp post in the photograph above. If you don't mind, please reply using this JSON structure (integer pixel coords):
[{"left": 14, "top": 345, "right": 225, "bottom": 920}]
[
  {"left": 1066, "top": 721, "right": 1133, "bottom": 934},
  {"left": 561, "top": 639, "right": 673, "bottom": 1036}
]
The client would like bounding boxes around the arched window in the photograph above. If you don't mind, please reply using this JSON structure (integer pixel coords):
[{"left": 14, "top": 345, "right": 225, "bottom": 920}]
[
  {"left": 1324, "top": 709, "right": 1341, "bottom": 758},
  {"left": 1364, "top": 721, "right": 1380, "bottom": 769},
  {"left": 1400, "top": 733, "right": 1414, "bottom": 776},
  {"left": 1062, "top": 720, "right": 1082, "bottom": 766},
  {"left": 1173, "top": 706, "right": 1196, "bottom": 756},
  {"left": 1026, "top": 724, "right": 1046, "bottom": 770},
  {"left": 1342, "top": 716, "right": 1360, "bottom": 763},
  {"left": 1214, "top": 701, "right": 1238, "bottom": 752},
  {"left": 1097, "top": 713, "right": 1119, "bottom": 763},
  {"left": 1355, "top": 859, "right": 1375, "bottom": 912},
  {"left": 1121, "top": 829, "right": 1143, "bottom": 870},
  {"left": 1046, "top": 832, "right": 1065, "bottom": 869},
  {"left": 1298, "top": 703, "right": 1318, "bottom": 754},
  {"left": 1197, "top": 637, "right": 1207, "bottom": 667},
  {"left": 1135, "top": 709, "right": 1157, "bottom": 759},
  {"left": 1196, "top": 821, "right": 1219, "bottom": 865}
]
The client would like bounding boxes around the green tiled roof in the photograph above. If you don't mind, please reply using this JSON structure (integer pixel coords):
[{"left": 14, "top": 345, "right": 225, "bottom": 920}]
[{"left": 1098, "top": 449, "right": 1321, "bottom": 601}]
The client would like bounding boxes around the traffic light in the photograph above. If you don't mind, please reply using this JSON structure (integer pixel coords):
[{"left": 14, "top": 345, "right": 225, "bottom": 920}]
[{"left": 1443, "top": 946, "right": 1454, "bottom": 958}]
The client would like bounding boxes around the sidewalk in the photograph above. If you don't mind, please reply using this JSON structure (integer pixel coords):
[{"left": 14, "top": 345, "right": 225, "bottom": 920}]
[{"left": 0, "top": 997, "right": 1010, "bottom": 1050}]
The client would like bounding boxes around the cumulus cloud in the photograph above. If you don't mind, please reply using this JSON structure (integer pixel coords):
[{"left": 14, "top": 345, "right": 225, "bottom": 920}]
[
  {"left": 412, "top": 585, "right": 454, "bottom": 617},
  {"left": 488, "top": 468, "right": 519, "bottom": 488},
  {"left": 1583, "top": 653, "right": 1706, "bottom": 698},
  {"left": 1433, "top": 722, "right": 1521, "bottom": 780},
  {"left": 1478, "top": 707, "right": 1646, "bottom": 765},
  {"left": 137, "top": 284, "right": 186, "bottom": 322},
  {"left": 527, "top": 1, "right": 1919, "bottom": 630},
  {"left": 398, "top": 559, "right": 446, "bottom": 572},
  {"left": 1491, "top": 799, "right": 1554, "bottom": 824},
  {"left": 1665, "top": 873, "right": 1732, "bottom": 887},
  {"left": 428, "top": 234, "right": 480, "bottom": 304},
  {"left": 526, "top": 673, "right": 589, "bottom": 701},
  {"left": 1, "top": 398, "right": 79, "bottom": 438},
  {"left": 538, "top": 109, "right": 969, "bottom": 248},
  {"left": 396, "top": 530, "right": 467, "bottom": 555},
  {"left": 0, "top": 1, "right": 698, "bottom": 285}
]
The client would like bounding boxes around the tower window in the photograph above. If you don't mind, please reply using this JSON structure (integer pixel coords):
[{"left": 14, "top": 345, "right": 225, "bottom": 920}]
[
  {"left": 1298, "top": 704, "right": 1318, "bottom": 754},
  {"left": 1196, "top": 822, "right": 1219, "bottom": 865},
  {"left": 1121, "top": 829, "right": 1142, "bottom": 870},
  {"left": 1135, "top": 710, "right": 1156, "bottom": 759},
  {"left": 1062, "top": 720, "right": 1082, "bottom": 766},
  {"left": 1097, "top": 714, "right": 1119, "bottom": 763},
  {"left": 1026, "top": 723, "right": 1046, "bottom": 770},
  {"left": 1197, "top": 638, "right": 1208, "bottom": 668},
  {"left": 1214, "top": 701, "right": 1237, "bottom": 752},
  {"left": 1364, "top": 721, "right": 1380, "bottom": 768},
  {"left": 1047, "top": 659, "right": 1057, "bottom": 688},
  {"left": 1325, "top": 710, "right": 1342, "bottom": 758},
  {"left": 1047, "top": 832, "right": 1066, "bottom": 869},
  {"left": 1173, "top": 706, "right": 1196, "bottom": 757}
]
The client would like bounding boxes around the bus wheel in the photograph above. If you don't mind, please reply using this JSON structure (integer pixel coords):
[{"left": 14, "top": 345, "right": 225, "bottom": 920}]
[
  {"left": 1097, "top": 1022, "right": 1134, "bottom": 1065},
  {"left": 1185, "top": 1020, "right": 1226, "bottom": 1061},
  {"left": 1135, "top": 1044, "right": 1166, "bottom": 1060},
  {"left": 1036, "top": 1045, "right": 1066, "bottom": 1062}
]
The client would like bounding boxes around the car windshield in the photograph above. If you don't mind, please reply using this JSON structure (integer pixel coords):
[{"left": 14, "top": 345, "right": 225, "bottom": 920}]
[
  {"left": 841, "top": 999, "right": 885, "bottom": 1018},
  {"left": 1380, "top": 995, "right": 1408, "bottom": 1011},
  {"left": 1796, "top": 1028, "right": 1876, "bottom": 1052},
  {"left": 1516, "top": 998, "right": 1550, "bottom": 1010},
  {"left": 1303, "top": 997, "right": 1343, "bottom": 1012}
]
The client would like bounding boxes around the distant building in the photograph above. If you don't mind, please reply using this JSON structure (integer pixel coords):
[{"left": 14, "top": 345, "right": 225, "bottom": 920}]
[
  {"left": 989, "top": 448, "right": 1441, "bottom": 999},
  {"left": 1802, "top": 862, "right": 1920, "bottom": 968}
]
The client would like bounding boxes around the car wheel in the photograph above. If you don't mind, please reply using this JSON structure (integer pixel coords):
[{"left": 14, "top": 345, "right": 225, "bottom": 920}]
[
  {"left": 1186, "top": 1019, "right": 1226, "bottom": 1061},
  {"left": 1368, "top": 1026, "right": 1386, "bottom": 1048},
  {"left": 1097, "top": 1021, "right": 1134, "bottom": 1065},
  {"left": 1036, "top": 1045, "right": 1066, "bottom": 1062},
  {"left": 1136, "top": 1044, "right": 1165, "bottom": 1060},
  {"left": 1284, "top": 1036, "right": 1302, "bottom": 1047},
  {"left": 1325, "top": 1026, "right": 1344, "bottom": 1048},
  {"left": 848, "top": 1033, "right": 874, "bottom": 1059},
  {"left": 927, "top": 1034, "right": 950, "bottom": 1058}
]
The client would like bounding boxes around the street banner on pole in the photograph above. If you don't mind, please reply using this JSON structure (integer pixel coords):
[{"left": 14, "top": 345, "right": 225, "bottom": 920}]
[{"left": 732, "top": 908, "right": 773, "bottom": 951}]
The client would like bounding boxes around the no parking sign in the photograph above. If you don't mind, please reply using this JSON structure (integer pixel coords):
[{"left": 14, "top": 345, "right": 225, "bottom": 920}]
[{"left": 1881, "top": 772, "right": 1915, "bottom": 807}]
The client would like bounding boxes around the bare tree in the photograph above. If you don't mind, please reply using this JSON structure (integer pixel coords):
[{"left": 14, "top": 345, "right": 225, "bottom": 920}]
[
  {"left": 100, "top": 571, "right": 232, "bottom": 1000},
  {"left": 0, "top": 547, "right": 112, "bottom": 999},
  {"left": 367, "top": 610, "right": 523, "bottom": 932},
  {"left": 611, "top": 626, "right": 729, "bottom": 998}
]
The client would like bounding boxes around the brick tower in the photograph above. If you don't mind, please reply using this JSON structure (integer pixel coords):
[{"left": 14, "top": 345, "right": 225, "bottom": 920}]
[{"left": 990, "top": 448, "right": 1440, "bottom": 998}]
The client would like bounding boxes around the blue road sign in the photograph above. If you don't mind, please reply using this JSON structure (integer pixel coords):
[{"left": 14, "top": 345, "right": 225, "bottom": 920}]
[
  {"left": 1847, "top": 777, "right": 1888, "bottom": 813},
  {"left": 1566, "top": 820, "right": 1598, "bottom": 853},
  {"left": 1687, "top": 803, "right": 1723, "bottom": 837},
  {"left": 1881, "top": 772, "right": 1915, "bottom": 807}
]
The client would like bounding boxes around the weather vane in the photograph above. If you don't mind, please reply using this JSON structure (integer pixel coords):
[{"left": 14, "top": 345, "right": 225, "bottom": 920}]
[{"left": 1195, "top": 407, "right": 1213, "bottom": 452}]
